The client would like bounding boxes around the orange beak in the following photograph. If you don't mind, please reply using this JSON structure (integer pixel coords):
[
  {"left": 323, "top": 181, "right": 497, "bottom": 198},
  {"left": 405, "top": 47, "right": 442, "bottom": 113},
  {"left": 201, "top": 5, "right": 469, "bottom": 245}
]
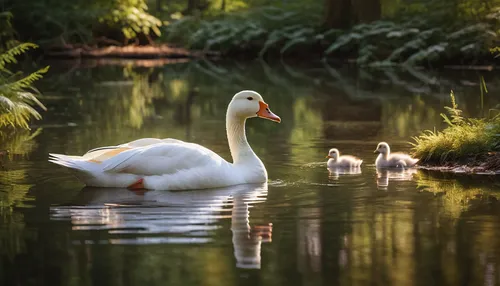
[
  {"left": 257, "top": 101, "right": 281, "bottom": 123},
  {"left": 326, "top": 155, "right": 332, "bottom": 158}
]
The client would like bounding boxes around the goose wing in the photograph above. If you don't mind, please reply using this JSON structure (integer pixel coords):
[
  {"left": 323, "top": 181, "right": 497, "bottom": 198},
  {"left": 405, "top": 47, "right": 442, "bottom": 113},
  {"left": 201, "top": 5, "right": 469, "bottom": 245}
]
[
  {"left": 81, "top": 138, "right": 187, "bottom": 162},
  {"left": 98, "top": 141, "right": 228, "bottom": 176}
]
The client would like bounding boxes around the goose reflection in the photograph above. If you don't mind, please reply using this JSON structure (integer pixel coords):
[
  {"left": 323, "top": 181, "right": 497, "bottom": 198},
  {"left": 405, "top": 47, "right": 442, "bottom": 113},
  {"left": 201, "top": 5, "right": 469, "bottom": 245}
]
[
  {"left": 376, "top": 168, "right": 418, "bottom": 190},
  {"left": 232, "top": 190, "right": 272, "bottom": 269},
  {"left": 298, "top": 207, "right": 322, "bottom": 273},
  {"left": 50, "top": 183, "right": 271, "bottom": 268},
  {"left": 327, "top": 166, "right": 362, "bottom": 181}
]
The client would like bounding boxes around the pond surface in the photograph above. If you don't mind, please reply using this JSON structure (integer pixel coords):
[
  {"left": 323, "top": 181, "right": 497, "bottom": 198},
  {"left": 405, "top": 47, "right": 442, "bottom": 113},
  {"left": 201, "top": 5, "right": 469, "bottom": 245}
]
[{"left": 1, "top": 59, "right": 500, "bottom": 286}]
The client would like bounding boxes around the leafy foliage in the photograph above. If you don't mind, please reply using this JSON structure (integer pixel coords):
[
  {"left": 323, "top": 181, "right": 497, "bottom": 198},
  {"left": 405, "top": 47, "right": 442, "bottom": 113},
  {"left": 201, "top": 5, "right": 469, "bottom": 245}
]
[
  {"left": 162, "top": 0, "right": 499, "bottom": 66},
  {"left": 491, "top": 47, "right": 500, "bottom": 57},
  {"left": 1, "top": 0, "right": 499, "bottom": 66},
  {"left": 0, "top": 43, "right": 38, "bottom": 68},
  {"left": 0, "top": 12, "right": 18, "bottom": 51},
  {"left": 4, "top": 0, "right": 161, "bottom": 46},
  {"left": 99, "top": 0, "right": 162, "bottom": 41},
  {"left": 320, "top": 19, "right": 500, "bottom": 66},
  {"left": 0, "top": 44, "right": 48, "bottom": 129},
  {"left": 162, "top": 6, "right": 321, "bottom": 56},
  {"left": 411, "top": 91, "right": 500, "bottom": 164}
]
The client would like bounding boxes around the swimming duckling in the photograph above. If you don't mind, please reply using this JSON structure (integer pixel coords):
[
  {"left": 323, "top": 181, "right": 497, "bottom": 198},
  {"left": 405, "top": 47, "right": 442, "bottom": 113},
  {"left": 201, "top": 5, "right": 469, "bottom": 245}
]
[
  {"left": 374, "top": 142, "right": 418, "bottom": 168},
  {"left": 326, "top": 148, "right": 363, "bottom": 168}
]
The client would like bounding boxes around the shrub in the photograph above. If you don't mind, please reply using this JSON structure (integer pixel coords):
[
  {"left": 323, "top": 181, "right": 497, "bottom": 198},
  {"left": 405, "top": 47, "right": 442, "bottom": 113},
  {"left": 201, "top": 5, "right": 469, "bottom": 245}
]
[{"left": 411, "top": 91, "right": 500, "bottom": 164}]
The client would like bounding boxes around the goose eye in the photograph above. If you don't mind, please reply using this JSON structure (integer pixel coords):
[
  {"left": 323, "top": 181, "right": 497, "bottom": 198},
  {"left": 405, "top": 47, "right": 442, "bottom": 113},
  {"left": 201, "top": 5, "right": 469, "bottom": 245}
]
[{"left": 247, "top": 97, "right": 253, "bottom": 101}]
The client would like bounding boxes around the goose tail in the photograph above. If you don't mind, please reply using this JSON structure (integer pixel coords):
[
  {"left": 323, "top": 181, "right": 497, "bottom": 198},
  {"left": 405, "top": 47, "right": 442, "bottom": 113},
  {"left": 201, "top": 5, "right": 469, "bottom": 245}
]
[{"left": 49, "top": 153, "right": 97, "bottom": 171}]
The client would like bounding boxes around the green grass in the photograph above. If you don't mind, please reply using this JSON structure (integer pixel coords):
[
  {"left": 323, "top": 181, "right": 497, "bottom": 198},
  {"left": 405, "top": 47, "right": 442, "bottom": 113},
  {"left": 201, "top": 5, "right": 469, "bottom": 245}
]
[{"left": 411, "top": 91, "right": 500, "bottom": 164}]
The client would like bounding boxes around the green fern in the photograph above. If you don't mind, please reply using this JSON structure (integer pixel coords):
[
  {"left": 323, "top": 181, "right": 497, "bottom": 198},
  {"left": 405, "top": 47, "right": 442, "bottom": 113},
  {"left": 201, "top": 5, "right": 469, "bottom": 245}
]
[
  {"left": 440, "top": 91, "right": 464, "bottom": 126},
  {"left": 491, "top": 47, "right": 500, "bottom": 58},
  {"left": 0, "top": 44, "right": 48, "bottom": 130},
  {"left": 161, "top": 1, "right": 498, "bottom": 66},
  {"left": 0, "top": 43, "right": 38, "bottom": 70}
]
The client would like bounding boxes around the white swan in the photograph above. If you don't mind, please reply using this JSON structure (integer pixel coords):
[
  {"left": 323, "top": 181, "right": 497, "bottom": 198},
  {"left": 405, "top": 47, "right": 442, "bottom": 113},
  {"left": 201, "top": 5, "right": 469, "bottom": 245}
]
[
  {"left": 49, "top": 90, "right": 281, "bottom": 191},
  {"left": 326, "top": 148, "right": 363, "bottom": 168},
  {"left": 374, "top": 142, "right": 418, "bottom": 168}
]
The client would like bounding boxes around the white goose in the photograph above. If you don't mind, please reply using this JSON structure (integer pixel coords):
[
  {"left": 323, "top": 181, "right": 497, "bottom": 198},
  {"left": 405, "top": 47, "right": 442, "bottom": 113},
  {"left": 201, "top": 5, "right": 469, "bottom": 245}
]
[
  {"left": 49, "top": 90, "right": 281, "bottom": 191},
  {"left": 374, "top": 142, "right": 418, "bottom": 168}
]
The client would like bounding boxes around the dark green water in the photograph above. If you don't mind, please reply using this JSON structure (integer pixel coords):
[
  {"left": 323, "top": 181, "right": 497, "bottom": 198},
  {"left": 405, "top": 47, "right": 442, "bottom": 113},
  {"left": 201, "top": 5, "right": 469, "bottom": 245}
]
[{"left": 1, "top": 59, "right": 500, "bottom": 286}]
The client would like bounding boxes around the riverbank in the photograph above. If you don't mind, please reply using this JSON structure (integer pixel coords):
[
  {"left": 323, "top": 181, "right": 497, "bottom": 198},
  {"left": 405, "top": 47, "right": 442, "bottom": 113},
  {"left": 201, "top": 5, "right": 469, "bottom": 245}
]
[
  {"left": 37, "top": 34, "right": 500, "bottom": 70},
  {"left": 39, "top": 43, "right": 499, "bottom": 73},
  {"left": 43, "top": 44, "right": 219, "bottom": 59},
  {"left": 417, "top": 152, "right": 500, "bottom": 175}
]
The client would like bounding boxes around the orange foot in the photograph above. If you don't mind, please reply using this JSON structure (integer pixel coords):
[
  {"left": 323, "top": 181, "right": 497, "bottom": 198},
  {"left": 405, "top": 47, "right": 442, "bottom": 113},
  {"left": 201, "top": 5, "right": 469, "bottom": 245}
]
[
  {"left": 128, "top": 178, "right": 145, "bottom": 190},
  {"left": 251, "top": 223, "right": 273, "bottom": 242}
]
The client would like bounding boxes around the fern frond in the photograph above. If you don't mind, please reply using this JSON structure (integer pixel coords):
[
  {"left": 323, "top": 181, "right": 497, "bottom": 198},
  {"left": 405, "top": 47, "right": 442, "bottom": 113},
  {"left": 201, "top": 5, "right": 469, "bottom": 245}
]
[
  {"left": 17, "top": 92, "right": 47, "bottom": 111},
  {"left": 0, "top": 43, "right": 38, "bottom": 70},
  {"left": 0, "top": 43, "right": 48, "bottom": 130},
  {"left": 1, "top": 66, "right": 49, "bottom": 91}
]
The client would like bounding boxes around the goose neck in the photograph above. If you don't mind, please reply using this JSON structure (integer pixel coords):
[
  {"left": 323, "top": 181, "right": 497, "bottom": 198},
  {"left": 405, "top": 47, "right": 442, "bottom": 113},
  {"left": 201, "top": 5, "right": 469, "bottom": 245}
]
[{"left": 226, "top": 115, "right": 258, "bottom": 164}]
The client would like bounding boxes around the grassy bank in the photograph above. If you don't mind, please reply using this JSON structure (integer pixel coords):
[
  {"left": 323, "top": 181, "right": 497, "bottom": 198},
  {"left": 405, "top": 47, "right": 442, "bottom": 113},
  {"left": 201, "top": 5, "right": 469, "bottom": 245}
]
[{"left": 411, "top": 91, "right": 500, "bottom": 173}]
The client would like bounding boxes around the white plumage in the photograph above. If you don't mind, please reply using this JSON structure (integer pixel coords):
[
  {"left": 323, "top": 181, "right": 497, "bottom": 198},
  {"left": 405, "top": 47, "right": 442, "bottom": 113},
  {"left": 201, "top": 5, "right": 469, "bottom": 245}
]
[
  {"left": 326, "top": 148, "right": 363, "bottom": 168},
  {"left": 49, "top": 91, "right": 281, "bottom": 191},
  {"left": 374, "top": 142, "right": 419, "bottom": 168}
]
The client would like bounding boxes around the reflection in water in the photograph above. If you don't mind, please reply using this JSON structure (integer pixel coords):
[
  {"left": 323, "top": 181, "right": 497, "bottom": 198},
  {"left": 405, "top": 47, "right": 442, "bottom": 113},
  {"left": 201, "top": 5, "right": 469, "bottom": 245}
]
[
  {"left": 416, "top": 171, "right": 500, "bottom": 218},
  {"left": 0, "top": 128, "right": 42, "bottom": 159},
  {"left": 0, "top": 129, "right": 41, "bottom": 259},
  {"left": 231, "top": 191, "right": 272, "bottom": 269},
  {"left": 328, "top": 166, "right": 363, "bottom": 181},
  {"left": 50, "top": 183, "right": 270, "bottom": 267},
  {"left": 341, "top": 204, "right": 417, "bottom": 285},
  {"left": 298, "top": 207, "right": 322, "bottom": 274},
  {"left": 376, "top": 168, "right": 418, "bottom": 190}
]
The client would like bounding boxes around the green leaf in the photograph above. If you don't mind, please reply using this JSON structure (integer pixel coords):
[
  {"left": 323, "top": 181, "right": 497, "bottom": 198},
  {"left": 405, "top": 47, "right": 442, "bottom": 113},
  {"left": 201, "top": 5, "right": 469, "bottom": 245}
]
[
  {"left": 324, "top": 33, "right": 361, "bottom": 55},
  {"left": 259, "top": 30, "right": 285, "bottom": 57},
  {"left": 280, "top": 37, "right": 308, "bottom": 54},
  {"left": 0, "top": 43, "right": 38, "bottom": 70}
]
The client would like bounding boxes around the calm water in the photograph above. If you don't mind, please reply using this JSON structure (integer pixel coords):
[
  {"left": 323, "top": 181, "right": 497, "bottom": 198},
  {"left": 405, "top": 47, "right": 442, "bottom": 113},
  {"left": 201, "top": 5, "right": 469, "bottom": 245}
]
[{"left": 1, "top": 59, "right": 500, "bottom": 286}]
